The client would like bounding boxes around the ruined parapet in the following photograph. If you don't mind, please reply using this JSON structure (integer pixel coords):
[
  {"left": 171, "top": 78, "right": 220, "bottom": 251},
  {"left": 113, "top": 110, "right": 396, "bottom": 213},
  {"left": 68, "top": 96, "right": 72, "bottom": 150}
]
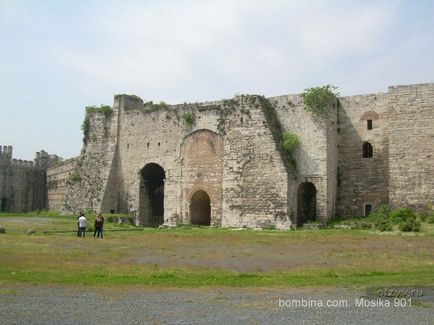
[
  {"left": 34, "top": 150, "right": 60, "bottom": 169},
  {"left": 61, "top": 102, "right": 120, "bottom": 214},
  {"left": 11, "top": 159, "right": 35, "bottom": 167}
]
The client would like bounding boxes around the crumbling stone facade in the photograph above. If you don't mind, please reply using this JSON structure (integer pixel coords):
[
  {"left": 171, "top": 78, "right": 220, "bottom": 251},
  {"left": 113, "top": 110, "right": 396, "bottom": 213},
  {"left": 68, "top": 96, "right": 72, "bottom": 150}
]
[
  {"left": 44, "top": 83, "right": 433, "bottom": 228},
  {"left": 0, "top": 146, "right": 59, "bottom": 212}
]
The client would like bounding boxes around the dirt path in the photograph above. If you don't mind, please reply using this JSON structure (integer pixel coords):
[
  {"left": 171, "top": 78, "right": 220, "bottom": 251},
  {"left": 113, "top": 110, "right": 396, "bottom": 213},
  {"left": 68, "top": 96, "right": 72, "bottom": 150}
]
[{"left": 1, "top": 284, "right": 433, "bottom": 324}]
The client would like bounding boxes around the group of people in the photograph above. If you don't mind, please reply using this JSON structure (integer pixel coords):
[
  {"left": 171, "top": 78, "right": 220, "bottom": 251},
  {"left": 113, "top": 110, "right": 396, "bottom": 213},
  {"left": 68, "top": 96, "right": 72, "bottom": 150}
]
[{"left": 77, "top": 212, "right": 105, "bottom": 238}]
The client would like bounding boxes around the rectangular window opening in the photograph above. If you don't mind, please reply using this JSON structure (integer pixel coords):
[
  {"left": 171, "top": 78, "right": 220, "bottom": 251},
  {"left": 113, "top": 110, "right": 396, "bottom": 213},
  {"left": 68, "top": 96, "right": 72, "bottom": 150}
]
[
  {"left": 367, "top": 119, "right": 373, "bottom": 130},
  {"left": 364, "top": 203, "right": 373, "bottom": 216}
]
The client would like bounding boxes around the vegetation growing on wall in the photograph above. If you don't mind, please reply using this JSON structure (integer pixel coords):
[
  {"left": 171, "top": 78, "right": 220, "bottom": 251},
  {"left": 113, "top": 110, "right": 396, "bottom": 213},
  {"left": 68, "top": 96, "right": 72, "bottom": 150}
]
[
  {"left": 281, "top": 133, "right": 300, "bottom": 157},
  {"left": 301, "top": 85, "right": 339, "bottom": 115},
  {"left": 81, "top": 105, "right": 113, "bottom": 144},
  {"left": 255, "top": 96, "right": 298, "bottom": 174},
  {"left": 182, "top": 112, "right": 196, "bottom": 129},
  {"left": 217, "top": 98, "right": 239, "bottom": 133},
  {"left": 148, "top": 101, "right": 169, "bottom": 112},
  {"left": 81, "top": 116, "right": 90, "bottom": 144},
  {"left": 67, "top": 171, "right": 81, "bottom": 185},
  {"left": 47, "top": 179, "right": 58, "bottom": 190},
  {"left": 86, "top": 105, "right": 113, "bottom": 117}
]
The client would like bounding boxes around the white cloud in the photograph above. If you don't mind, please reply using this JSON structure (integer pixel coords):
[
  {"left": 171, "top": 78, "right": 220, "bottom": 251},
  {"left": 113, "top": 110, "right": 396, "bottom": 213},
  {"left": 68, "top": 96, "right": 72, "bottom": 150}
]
[
  {"left": 51, "top": 0, "right": 400, "bottom": 102},
  {"left": 2, "top": 0, "right": 433, "bottom": 159}
]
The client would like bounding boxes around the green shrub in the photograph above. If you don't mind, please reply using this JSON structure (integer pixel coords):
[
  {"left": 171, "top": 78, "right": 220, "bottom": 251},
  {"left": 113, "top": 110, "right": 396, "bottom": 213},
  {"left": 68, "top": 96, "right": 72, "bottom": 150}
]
[
  {"left": 399, "top": 218, "right": 421, "bottom": 232},
  {"left": 67, "top": 172, "right": 81, "bottom": 185},
  {"left": 374, "top": 219, "right": 393, "bottom": 232},
  {"left": 389, "top": 208, "right": 417, "bottom": 223},
  {"left": 149, "top": 101, "right": 169, "bottom": 111},
  {"left": 86, "top": 105, "right": 113, "bottom": 117},
  {"left": 182, "top": 112, "right": 195, "bottom": 128},
  {"left": 372, "top": 207, "right": 421, "bottom": 232},
  {"left": 281, "top": 133, "right": 300, "bottom": 157},
  {"left": 301, "top": 85, "right": 339, "bottom": 115},
  {"left": 370, "top": 204, "right": 391, "bottom": 220},
  {"left": 106, "top": 216, "right": 115, "bottom": 223}
]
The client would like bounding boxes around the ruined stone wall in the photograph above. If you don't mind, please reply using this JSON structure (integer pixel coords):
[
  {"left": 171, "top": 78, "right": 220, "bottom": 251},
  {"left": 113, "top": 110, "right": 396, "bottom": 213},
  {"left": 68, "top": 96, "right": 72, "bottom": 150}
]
[
  {"left": 55, "top": 82, "right": 433, "bottom": 226},
  {"left": 388, "top": 83, "right": 434, "bottom": 211},
  {"left": 337, "top": 93, "right": 389, "bottom": 216},
  {"left": 47, "top": 158, "right": 77, "bottom": 211},
  {"left": 62, "top": 107, "right": 118, "bottom": 214},
  {"left": 270, "top": 95, "right": 337, "bottom": 223},
  {"left": 0, "top": 146, "right": 53, "bottom": 212},
  {"left": 110, "top": 95, "right": 289, "bottom": 228},
  {"left": 220, "top": 96, "right": 289, "bottom": 228},
  {"left": 113, "top": 95, "right": 185, "bottom": 224}
]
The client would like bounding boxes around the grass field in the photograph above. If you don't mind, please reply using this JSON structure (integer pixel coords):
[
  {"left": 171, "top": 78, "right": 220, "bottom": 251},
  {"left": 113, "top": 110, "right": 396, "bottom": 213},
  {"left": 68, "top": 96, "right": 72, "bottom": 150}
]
[{"left": 0, "top": 212, "right": 433, "bottom": 288}]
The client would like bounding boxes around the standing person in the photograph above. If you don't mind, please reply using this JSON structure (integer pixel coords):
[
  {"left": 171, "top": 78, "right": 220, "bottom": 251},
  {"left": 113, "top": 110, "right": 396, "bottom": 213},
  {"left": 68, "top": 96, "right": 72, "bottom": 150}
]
[
  {"left": 94, "top": 213, "right": 104, "bottom": 239},
  {"left": 77, "top": 211, "right": 83, "bottom": 237},
  {"left": 78, "top": 213, "right": 87, "bottom": 238}
]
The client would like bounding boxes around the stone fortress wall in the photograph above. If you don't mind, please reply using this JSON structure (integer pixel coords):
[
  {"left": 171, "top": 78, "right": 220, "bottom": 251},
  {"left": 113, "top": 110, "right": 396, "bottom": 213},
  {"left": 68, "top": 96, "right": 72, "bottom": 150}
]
[
  {"left": 388, "top": 84, "right": 434, "bottom": 210},
  {"left": 337, "top": 92, "right": 390, "bottom": 216},
  {"left": 47, "top": 158, "right": 77, "bottom": 211},
  {"left": 33, "top": 83, "right": 434, "bottom": 228},
  {"left": 0, "top": 146, "right": 59, "bottom": 212}
]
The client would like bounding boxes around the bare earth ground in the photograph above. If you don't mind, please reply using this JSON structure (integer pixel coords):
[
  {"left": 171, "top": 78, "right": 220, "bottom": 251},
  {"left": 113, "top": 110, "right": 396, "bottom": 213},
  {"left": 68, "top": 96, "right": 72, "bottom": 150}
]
[
  {"left": 1, "top": 285, "right": 434, "bottom": 325},
  {"left": 1, "top": 216, "right": 434, "bottom": 324}
]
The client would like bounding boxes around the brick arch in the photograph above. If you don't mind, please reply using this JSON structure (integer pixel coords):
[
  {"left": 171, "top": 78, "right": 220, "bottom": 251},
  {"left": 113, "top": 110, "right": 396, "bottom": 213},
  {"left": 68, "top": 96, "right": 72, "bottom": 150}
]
[
  {"left": 189, "top": 189, "right": 211, "bottom": 226},
  {"left": 180, "top": 129, "right": 223, "bottom": 157},
  {"left": 360, "top": 110, "right": 380, "bottom": 121},
  {"left": 180, "top": 129, "right": 223, "bottom": 226},
  {"left": 187, "top": 185, "right": 215, "bottom": 205}
]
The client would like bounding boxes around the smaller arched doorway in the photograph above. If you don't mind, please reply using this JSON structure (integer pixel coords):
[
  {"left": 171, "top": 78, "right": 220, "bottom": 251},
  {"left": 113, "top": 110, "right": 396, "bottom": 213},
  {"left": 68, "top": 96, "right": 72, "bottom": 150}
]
[
  {"left": 297, "top": 182, "right": 317, "bottom": 226},
  {"left": 190, "top": 190, "right": 211, "bottom": 226}
]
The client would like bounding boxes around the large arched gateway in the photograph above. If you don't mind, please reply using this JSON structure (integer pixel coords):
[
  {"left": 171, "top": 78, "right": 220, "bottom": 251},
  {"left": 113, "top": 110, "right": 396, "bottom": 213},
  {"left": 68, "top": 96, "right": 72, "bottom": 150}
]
[
  {"left": 139, "top": 163, "right": 165, "bottom": 226},
  {"left": 190, "top": 190, "right": 211, "bottom": 226}
]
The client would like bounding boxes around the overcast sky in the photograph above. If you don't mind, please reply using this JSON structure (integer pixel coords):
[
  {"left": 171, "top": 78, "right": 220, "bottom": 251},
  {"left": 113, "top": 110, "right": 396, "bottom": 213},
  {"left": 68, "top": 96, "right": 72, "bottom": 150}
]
[{"left": 1, "top": 0, "right": 433, "bottom": 160}]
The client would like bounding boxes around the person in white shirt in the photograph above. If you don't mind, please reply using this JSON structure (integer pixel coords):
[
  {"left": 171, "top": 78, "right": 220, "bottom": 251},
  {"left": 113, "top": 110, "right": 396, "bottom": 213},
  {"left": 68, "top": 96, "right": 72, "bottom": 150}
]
[{"left": 78, "top": 213, "right": 87, "bottom": 238}]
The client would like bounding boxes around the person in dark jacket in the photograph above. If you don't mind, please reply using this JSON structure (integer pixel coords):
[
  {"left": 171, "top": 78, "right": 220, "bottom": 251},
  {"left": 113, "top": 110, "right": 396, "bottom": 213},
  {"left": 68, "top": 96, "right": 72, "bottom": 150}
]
[{"left": 94, "top": 213, "right": 104, "bottom": 238}]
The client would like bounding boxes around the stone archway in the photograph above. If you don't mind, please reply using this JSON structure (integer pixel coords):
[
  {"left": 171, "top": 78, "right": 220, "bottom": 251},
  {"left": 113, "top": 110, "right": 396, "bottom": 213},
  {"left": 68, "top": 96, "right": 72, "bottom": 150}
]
[
  {"left": 139, "top": 163, "right": 165, "bottom": 226},
  {"left": 180, "top": 129, "right": 224, "bottom": 226},
  {"left": 297, "top": 182, "right": 317, "bottom": 226},
  {"left": 190, "top": 190, "right": 211, "bottom": 226}
]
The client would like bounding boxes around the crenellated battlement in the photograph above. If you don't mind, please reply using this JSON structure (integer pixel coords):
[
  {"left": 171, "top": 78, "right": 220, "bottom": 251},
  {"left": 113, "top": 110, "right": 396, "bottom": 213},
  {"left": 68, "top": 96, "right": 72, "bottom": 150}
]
[
  {"left": 0, "top": 145, "right": 13, "bottom": 161},
  {"left": 11, "top": 159, "right": 34, "bottom": 167},
  {"left": 0, "top": 145, "right": 59, "bottom": 169},
  {"left": 0, "top": 145, "right": 63, "bottom": 212}
]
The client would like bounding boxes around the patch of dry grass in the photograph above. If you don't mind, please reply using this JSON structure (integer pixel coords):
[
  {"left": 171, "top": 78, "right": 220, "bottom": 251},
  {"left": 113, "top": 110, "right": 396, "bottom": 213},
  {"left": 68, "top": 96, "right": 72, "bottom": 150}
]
[{"left": 0, "top": 216, "right": 433, "bottom": 287}]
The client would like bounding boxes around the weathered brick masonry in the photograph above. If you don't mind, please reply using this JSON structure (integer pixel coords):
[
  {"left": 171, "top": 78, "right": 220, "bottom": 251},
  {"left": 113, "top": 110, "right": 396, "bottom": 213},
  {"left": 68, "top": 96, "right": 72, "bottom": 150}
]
[{"left": 43, "top": 83, "right": 434, "bottom": 228}]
